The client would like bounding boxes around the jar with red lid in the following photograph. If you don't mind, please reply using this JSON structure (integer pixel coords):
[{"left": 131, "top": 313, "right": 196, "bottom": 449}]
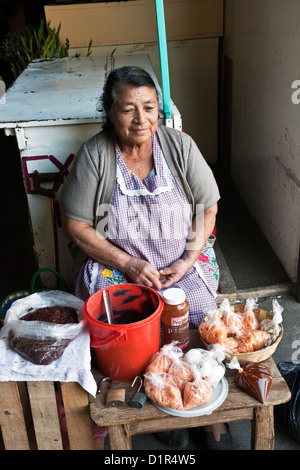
[{"left": 161, "top": 288, "right": 189, "bottom": 351}]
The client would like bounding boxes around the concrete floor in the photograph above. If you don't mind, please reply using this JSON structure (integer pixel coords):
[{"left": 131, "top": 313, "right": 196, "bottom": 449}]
[{"left": 1, "top": 130, "right": 299, "bottom": 451}]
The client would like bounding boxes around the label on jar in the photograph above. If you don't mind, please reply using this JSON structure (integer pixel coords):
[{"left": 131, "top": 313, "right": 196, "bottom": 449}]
[
  {"left": 170, "top": 312, "right": 189, "bottom": 326},
  {"left": 162, "top": 312, "right": 189, "bottom": 350}
]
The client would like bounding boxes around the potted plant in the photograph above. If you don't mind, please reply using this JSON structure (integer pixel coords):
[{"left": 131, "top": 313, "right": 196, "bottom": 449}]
[{"left": 0, "top": 18, "right": 93, "bottom": 87}]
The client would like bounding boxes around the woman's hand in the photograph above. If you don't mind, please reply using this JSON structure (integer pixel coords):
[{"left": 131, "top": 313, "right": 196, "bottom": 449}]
[
  {"left": 124, "top": 258, "right": 162, "bottom": 290},
  {"left": 159, "top": 259, "right": 190, "bottom": 289}
]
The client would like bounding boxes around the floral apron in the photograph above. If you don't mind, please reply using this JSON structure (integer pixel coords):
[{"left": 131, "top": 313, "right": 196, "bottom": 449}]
[{"left": 74, "top": 133, "right": 219, "bottom": 328}]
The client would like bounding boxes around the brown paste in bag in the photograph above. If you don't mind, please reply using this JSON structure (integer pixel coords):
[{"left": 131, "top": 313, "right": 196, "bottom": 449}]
[{"left": 236, "top": 362, "right": 272, "bottom": 404}]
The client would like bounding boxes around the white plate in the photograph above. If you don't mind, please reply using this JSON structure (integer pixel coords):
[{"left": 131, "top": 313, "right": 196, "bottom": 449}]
[{"left": 152, "top": 377, "right": 228, "bottom": 417}]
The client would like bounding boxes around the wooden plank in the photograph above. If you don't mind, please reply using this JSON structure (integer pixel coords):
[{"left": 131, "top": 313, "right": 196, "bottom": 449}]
[
  {"left": 251, "top": 405, "right": 275, "bottom": 450},
  {"left": 27, "top": 381, "right": 63, "bottom": 450},
  {"left": 0, "top": 382, "right": 30, "bottom": 450},
  {"left": 108, "top": 424, "right": 132, "bottom": 450},
  {"left": 130, "top": 408, "right": 254, "bottom": 436},
  {"left": 17, "top": 382, "right": 37, "bottom": 450},
  {"left": 60, "top": 382, "right": 95, "bottom": 450}
]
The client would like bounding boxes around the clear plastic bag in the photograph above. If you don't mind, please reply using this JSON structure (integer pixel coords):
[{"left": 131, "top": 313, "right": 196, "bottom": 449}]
[
  {"left": 220, "top": 299, "right": 244, "bottom": 336},
  {"left": 144, "top": 371, "right": 184, "bottom": 410},
  {"left": 5, "top": 290, "right": 85, "bottom": 365},
  {"left": 168, "top": 355, "right": 194, "bottom": 392},
  {"left": 259, "top": 299, "right": 283, "bottom": 346},
  {"left": 199, "top": 298, "right": 280, "bottom": 354},
  {"left": 238, "top": 328, "right": 271, "bottom": 353},
  {"left": 227, "top": 357, "right": 272, "bottom": 403},
  {"left": 145, "top": 341, "right": 183, "bottom": 374},
  {"left": 198, "top": 308, "right": 228, "bottom": 345},
  {"left": 144, "top": 343, "right": 223, "bottom": 410},
  {"left": 241, "top": 297, "right": 259, "bottom": 330},
  {"left": 184, "top": 345, "right": 225, "bottom": 387},
  {"left": 182, "top": 364, "right": 214, "bottom": 409}
]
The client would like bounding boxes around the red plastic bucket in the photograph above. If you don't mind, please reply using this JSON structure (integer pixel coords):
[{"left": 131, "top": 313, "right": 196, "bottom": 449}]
[{"left": 84, "top": 284, "right": 163, "bottom": 381}]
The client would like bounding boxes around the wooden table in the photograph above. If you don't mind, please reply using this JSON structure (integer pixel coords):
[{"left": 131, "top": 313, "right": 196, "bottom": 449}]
[
  {"left": 0, "top": 381, "right": 102, "bottom": 450},
  {"left": 89, "top": 332, "right": 291, "bottom": 451}
]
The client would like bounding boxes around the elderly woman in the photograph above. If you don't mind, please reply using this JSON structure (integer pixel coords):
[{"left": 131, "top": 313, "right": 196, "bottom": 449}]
[
  {"left": 61, "top": 66, "right": 220, "bottom": 328},
  {"left": 61, "top": 66, "right": 230, "bottom": 449}
]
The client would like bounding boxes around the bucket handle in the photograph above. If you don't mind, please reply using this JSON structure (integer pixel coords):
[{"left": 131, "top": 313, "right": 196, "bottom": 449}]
[{"left": 90, "top": 329, "right": 126, "bottom": 348}]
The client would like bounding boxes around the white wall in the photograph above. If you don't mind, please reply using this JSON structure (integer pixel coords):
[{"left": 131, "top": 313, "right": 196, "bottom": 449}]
[
  {"left": 71, "top": 39, "right": 219, "bottom": 164},
  {"left": 223, "top": 0, "right": 300, "bottom": 282}
]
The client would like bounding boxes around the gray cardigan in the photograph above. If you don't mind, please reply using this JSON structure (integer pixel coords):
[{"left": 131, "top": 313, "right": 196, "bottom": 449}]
[{"left": 61, "top": 125, "right": 220, "bottom": 229}]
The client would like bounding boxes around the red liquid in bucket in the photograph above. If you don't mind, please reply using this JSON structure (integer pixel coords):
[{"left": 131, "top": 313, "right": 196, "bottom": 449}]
[{"left": 84, "top": 284, "right": 163, "bottom": 381}]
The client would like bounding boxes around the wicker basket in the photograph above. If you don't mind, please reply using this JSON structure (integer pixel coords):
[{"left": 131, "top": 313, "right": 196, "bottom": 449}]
[{"left": 199, "top": 305, "right": 283, "bottom": 364}]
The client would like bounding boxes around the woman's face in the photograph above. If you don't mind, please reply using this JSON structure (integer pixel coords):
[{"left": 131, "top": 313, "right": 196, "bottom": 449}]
[{"left": 109, "top": 86, "right": 159, "bottom": 148}]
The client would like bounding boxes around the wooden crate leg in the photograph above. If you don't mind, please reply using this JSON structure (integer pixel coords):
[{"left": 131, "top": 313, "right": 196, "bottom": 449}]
[
  {"left": 251, "top": 405, "right": 275, "bottom": 450},
  {"left": 108, "top": 424, "right": 132, "bottom": 450},
  {"left": 0, "top": 382, "right": 30, "bottom": 450}
]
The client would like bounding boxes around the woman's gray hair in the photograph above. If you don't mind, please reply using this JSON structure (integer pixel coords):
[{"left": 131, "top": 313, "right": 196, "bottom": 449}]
[{"left": 101, "top": 66, "right": 162, "bottom": 131}]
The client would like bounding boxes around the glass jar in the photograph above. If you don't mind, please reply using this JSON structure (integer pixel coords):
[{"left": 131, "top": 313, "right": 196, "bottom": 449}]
[{"left": 161, "top": 288, "right": 189, "bottom": 351}]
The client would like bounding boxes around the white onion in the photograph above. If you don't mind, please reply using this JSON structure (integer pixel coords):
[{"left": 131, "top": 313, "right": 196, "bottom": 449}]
[{"left": 183, "top": 348, "right": 203, "bottom": 365}]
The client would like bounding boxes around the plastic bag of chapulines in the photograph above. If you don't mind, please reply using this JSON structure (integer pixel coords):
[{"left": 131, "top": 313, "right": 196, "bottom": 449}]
[{"left": 5, "top": 290, "right": 85, "bottom": 365}]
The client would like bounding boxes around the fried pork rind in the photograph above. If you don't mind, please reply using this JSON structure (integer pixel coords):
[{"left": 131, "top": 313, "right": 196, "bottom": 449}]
[
  {"left": 199, "top": 297, "right": 280, "bottom": 354},
  {"left": 182, "top": 366, "right": 214, "bottom": 410},
  {"left": 144, "top": 372, "right": 184, "bottom": 410},
  {"left": 241, "top": 298, "right": 259, "bottom": 330},
  {"left": 220, "top": 299, "right": 244, "bottom": 336},
  {"left": 238, "top": 329, "right": 270, "bottom": 352},
  {"left": 222, "top": 311, "right": 244, "bottom": 336},
  {"left": 145, "top": 342, "right": 183, "bottom": 373},
  {"left": 242, "top": 311, "right": 259, "bottom": 330},
  {"left": 145, "top": 352, "right": 173, "bottom": 373},
  {"left": 223, "top": 329, "right": 270, "bottom": 353},
  {"left": 198, "top": 317, "right": 227, "bottom": 345},
  {"left": 145, "top": 345, "right": 225, "bottom": 411},
  {"left": 168, "top": 360, "right": 194, "bottom": 392},
  {"left": 223, "top": 336, "right": 246, "bottom": 354}
]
